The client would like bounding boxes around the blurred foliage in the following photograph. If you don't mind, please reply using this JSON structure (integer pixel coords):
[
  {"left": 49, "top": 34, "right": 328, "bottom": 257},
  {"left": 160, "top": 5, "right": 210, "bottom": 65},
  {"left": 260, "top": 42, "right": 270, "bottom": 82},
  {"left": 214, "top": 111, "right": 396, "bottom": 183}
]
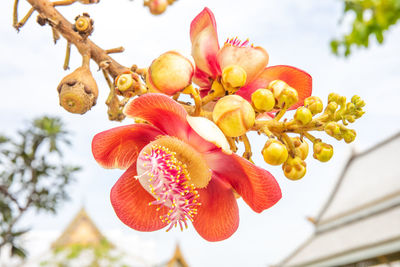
[
  {"left": 41, "top": 239, "right": 128, "bottom": 267},
  {"left": 0, "top": 116, "right": 80, "bottom": 258},
  {"left": 332, "top": 0, "right": 400, "bottom": 56}
]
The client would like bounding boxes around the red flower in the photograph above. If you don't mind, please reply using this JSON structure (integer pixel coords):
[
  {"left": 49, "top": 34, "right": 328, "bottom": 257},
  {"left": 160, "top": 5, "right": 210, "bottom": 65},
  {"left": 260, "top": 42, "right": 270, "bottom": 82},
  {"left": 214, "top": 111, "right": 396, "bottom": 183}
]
[
  {"left": 92, "top": 94, "right": 281, "bottom": 241},
  {"left": 190, "top": 8, "right": 312, "bottom": 109}
]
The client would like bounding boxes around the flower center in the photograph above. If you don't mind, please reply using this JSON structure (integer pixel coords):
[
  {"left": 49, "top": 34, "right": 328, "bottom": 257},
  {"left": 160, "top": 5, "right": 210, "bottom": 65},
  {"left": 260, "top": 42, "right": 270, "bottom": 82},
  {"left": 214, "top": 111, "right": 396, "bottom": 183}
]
[{"left": 136, "top": 136, "right": 211, "bottom": 231}]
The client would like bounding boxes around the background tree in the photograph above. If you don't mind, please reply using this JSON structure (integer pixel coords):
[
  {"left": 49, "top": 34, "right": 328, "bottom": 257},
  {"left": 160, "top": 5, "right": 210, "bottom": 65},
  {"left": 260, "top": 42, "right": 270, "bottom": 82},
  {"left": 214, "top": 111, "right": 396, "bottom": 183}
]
[
  {"left": 332, "top": 0, "right": 400, "bottom": 56},
  {"left": 0, "top": 116, "right": 80, "bottom": 258}
]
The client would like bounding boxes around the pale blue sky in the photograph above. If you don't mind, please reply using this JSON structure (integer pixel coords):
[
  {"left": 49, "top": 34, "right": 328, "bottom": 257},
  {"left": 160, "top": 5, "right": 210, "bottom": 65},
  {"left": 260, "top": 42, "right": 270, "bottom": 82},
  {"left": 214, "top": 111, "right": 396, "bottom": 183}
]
[{"left": 1, "top": 0, "right": 400, "bottom": 266}]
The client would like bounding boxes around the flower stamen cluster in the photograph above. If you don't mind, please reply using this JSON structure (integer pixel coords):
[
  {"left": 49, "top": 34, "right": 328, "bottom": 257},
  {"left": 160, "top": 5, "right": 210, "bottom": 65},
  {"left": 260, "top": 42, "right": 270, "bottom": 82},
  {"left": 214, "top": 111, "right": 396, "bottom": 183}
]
[{"left": 137, "top": 145, "right": 200, "bottom": 231}]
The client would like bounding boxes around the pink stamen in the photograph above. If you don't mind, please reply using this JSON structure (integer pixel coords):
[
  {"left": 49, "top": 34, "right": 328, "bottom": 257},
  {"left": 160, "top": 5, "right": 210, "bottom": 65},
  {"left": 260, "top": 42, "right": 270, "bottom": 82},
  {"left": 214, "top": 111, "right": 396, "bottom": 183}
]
[
  {"left": 225, "top": 37, "right": 250, "bottom": 47},
  {"left": 137, "top": 145, "right": 200, "bottom": 231}
]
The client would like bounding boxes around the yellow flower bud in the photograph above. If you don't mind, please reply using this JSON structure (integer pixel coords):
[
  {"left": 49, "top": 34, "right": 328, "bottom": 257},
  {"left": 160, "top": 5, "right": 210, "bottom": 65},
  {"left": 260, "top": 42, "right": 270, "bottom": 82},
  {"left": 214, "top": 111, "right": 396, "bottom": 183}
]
[
  {"left": 251, "top": 89, "right": 275, "bottom": 112},
  {"left": 292, "top": 137, "right": 309, "bottom": 160},
  {"left": 146, "top": 51, "right": 193, "bottom": 96},
  {"left": 343, "top": 129, "right": 356, "bottom": 143},
  {"left": 222, "top": 65, "right": 247, "bottom": 89},
  {"left": 282, "top": 156, "right": 307, "bottom": 180},
  {"left": 324, "top": 122, "right": 342, "bottom": 140},
  {"left": 146, "top": 0, "right": 169, "bottom": 15},
  {"left": 294, "top": 107, "right": 312, "bottom": 125},
  {"left": 262, "top": 139, "right": 288, "bottom": 166},
  {"left": 304, "top": 96, "right": 323, "bottom": 115},
  {"left": 268, "top": 80, "right": 288, "bottom": 99},
  {"left": 213, "top": 95, "right": 255, "bottom": 137},
  {"left": 313, "top": 142, "right": 333, "bottom": 162},
  {"left": 351, "top": 95, "right": 365, "bottom": 108},
  {"left": 326, "top": 102, "right": 338, "bottom": 114},
  {"left": 116, "top": 73, "right": 134, "bottom": 91},
  {"left": 277, "top": 87, "right": 299, "bottom": 108},
  {"left": 328, "top": 93, "right": 341, "bottom": 103}
]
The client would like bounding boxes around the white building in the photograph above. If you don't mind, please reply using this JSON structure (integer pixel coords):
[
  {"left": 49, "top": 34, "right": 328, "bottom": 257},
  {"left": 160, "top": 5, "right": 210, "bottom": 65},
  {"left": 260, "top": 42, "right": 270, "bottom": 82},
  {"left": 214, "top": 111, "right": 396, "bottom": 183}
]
[{"left": 278, "top": 132, "right": 400, "bottom": 267}]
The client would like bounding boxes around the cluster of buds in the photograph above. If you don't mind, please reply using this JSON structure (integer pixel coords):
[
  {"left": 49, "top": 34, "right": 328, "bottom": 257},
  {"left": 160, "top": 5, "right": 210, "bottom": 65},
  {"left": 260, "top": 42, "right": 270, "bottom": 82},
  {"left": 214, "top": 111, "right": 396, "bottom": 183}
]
[{"left": 251, "top": 82, "right": 365, "bottom": 180}]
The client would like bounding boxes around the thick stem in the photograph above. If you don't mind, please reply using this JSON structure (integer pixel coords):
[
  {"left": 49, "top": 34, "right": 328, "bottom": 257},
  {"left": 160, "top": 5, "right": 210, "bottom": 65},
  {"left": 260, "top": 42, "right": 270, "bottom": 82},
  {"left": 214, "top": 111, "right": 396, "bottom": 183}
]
[{"left": 25, "top": 0, "right": 130, "bottom": 78}]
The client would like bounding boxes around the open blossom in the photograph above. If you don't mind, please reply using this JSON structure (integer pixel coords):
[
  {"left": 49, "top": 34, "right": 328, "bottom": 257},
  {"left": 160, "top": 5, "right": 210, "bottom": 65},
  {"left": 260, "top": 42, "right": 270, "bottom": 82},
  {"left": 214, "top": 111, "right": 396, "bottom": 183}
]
[
  {"left": 92, "top": 94, "right": 281, "bottom": 241},
  {"left": 190, "top": 8, "right": 312, "bottom": 109}
]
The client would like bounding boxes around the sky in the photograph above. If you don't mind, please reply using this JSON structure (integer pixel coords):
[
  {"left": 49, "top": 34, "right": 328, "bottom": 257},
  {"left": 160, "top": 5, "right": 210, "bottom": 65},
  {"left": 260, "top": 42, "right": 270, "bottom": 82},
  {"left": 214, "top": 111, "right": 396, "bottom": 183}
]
[{"left": 0, "top": 0, "right": 400, "bottom": 266}]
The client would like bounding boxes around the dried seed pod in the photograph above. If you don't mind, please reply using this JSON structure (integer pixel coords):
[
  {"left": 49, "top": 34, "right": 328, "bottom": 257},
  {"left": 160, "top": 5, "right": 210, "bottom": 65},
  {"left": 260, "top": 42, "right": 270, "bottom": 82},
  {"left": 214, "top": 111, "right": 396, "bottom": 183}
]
[{"left": 57, "top": 66, "right": 98, "bottom": 114}]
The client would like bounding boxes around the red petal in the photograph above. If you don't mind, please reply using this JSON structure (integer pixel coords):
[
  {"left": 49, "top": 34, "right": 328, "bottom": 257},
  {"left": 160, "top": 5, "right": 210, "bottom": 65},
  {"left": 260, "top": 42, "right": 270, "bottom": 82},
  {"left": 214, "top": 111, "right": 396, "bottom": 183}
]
[
  {"left": 193, "top": 177, "right": 239, "bottom": 241},
  {"left": 92, "top": 124, "right": 163, "bottom": 169},
  {"left": 124, "top": 94, "right": 190, "bottom": 141},
  {"left": 193, "top": 67, "right": 212, "bottom": 88},
  {"left": 190, "top": 8, "right": 221, "bottom": 77},
  {"left": 205, "top": 151, "right": 281, "bottom": 213},
  {"left": 237, "top": 65, "right": 312, "bottom": 110},
  {"left": 111, "top": 164, "right": 169, "bottom": 231}
]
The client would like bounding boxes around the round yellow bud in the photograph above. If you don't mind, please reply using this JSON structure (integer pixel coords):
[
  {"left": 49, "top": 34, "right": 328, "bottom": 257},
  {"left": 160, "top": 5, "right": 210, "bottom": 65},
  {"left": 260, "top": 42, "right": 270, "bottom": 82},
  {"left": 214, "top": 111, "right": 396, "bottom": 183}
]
[
  {"left": 277, "top": 87, "right": 299, "bottom": 108},
  {"left": 324, "top": 122, "right": 342, "bottom": 140},
  {"left": 262, "top": 139, "right": 289, "bottom": 166},
  {"left": 313, "top": 142, "right": 333, "bottom": 162},
  {"left": 213, "top": 95, "right": 255, "bottom": 137},
  {"left": 304, "top": 96, "right": 323, "bottom": 115},
  {"left": 282, "top": 156, "right": 307, "bottom": 180},
  {"left": 292, "top": 137, "right": 309, "bottom": 160},
  {"left": 343, "top": 129, "right": 356, "bottom": 143},
  {"left": 268, "top": 80, "right": 288, "bottom": 99},
  {"left": 148, "top": 0, "right": 168, "bottom": 15},
  {"left": 146, "top": 51, "right": 194, "bottom": 96},
  {"left": 222, "top": 65, "right": 247, "bottom": 89},
  {"left": 326, "top": 102, "right": 338, "bottom": 114},
  {"left": 251, "top": 89, "right": 275, "bottom": 112},
  {"left": 116, "top": 73, "right": 134, "bottom": 92},
  {"left": 294, "top": 107, "right": 312, "bottom": 125}
]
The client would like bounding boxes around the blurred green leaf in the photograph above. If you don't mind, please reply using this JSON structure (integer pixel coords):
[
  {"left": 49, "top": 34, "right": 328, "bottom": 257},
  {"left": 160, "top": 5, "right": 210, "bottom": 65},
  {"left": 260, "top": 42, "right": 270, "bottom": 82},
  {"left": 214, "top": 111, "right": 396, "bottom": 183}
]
[{"left": 332, "top": 0, "right": 400, "bottom": 56}]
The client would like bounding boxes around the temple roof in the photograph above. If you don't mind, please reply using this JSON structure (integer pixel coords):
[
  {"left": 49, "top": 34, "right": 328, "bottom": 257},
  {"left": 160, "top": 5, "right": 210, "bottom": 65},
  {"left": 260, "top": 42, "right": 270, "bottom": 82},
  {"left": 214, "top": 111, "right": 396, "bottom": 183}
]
[
  {"left": 51, "top": 207, "right": 109, "bottom": 249},
  {"left": 278, "top": 132, "right": 400, "bottom": 267},
  {"left": 167, "top": 244, "right": 189, "bottom": 267}
]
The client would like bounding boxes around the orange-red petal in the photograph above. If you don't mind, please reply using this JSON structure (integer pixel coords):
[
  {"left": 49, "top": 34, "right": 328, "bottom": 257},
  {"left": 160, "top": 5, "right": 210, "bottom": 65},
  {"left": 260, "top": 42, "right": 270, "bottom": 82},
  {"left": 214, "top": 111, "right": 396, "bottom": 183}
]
[
  {"left": 237, "top": 65, "right": 312, "bottom": 109},
  {"left": 124, "top": 94, "right": 190, "bottom": 141},
  {"left": 92, "top": 124, "right": 163, "bottom": 169},
  {"left": 124, "top": 94, "right": 217, "bottom": 153},
  {"left": 193, "top": 177, "right": 239, "bottom": 241},
  {"left": 190, "top": 8, "right": 221, "bottom": 78},
  {"left": 205, "top": 151, "right": 282, "bottom": 213},
  {"left": 110, "top": 164, "right": 169, "bottom": 232}
]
